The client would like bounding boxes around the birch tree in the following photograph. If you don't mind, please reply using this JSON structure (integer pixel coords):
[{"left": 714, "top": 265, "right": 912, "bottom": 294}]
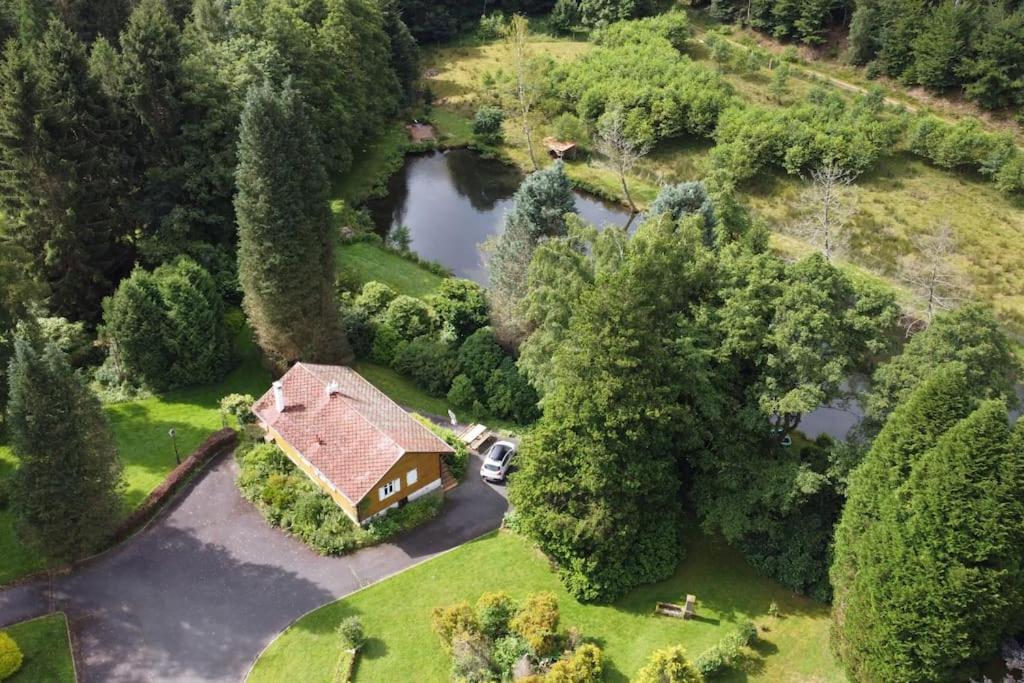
[{"left": 503, "top": 14, "right": 538, "bottom": 170}]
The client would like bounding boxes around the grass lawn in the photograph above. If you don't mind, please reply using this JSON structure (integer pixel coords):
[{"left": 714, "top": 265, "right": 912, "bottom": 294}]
[
  {"left": 0, "top": 323, "right": 270, "bottom": 585},
  {"left": 2, "top": 613, "right": 76, "bottom": 683},
  {"left": 249, "top": 531, "right": 844, "bottom": 683},
  {"left": 338, "top": 242, "right": 445, "bottom": 299}
]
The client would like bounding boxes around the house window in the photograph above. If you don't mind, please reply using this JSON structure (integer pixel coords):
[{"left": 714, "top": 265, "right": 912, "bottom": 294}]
[
  {"left": 407, "top": 468, "right": 418, "bottom": 486},
  {"left": 379, "top": 478, "right": 400, "bottom": 501}
]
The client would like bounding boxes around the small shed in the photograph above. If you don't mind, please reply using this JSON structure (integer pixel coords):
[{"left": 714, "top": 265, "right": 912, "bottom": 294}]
[{"left": 543, "top": 137, "right": 577, "bottom": 160}]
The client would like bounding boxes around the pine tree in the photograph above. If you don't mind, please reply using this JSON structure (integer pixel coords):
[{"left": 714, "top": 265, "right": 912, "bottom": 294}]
[
  {"left": 0, "top": 18, "right": 132, "bottom": 322},
  {"left": 909, "top": 0, "right": 973, "bottom": 92},
  {"left": 488, "top": 162, "right": 576, "bottom": 347},
  {"left": 7, "top": 331, "right": 125, "bottom": 561},
  {"left": 235, "top": 80, "right": 351, "bottom": 368},
  {"left": 832, "top": 391, "right": 1024, "bottom": 681}
]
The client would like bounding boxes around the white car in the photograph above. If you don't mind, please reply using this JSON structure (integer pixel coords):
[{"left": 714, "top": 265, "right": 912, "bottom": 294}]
[{"left": 480, "top": 441, "right": 516, "bottom": 482}]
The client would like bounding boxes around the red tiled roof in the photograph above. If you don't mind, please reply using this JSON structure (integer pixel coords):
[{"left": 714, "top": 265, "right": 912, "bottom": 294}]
[{"left": 251, "top": 363, "right": 453, "bottom": 504}]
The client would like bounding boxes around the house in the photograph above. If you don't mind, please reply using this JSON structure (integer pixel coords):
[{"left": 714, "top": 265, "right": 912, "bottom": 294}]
[{"left": 251, "top": 363, "right": 454, "bottom": 525}]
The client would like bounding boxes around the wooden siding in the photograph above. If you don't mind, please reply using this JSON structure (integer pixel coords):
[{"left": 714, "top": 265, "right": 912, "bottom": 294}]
[{"left": 358, "top": 451, "right": 442, "bottom": 520}]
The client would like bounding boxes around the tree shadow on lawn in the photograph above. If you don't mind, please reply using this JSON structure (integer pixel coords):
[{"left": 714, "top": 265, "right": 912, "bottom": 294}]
[{"left": 58, "top": 524, "right": 336, "bottom": 683}]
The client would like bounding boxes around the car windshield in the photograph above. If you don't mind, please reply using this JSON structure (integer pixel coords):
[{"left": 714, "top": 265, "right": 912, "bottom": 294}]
[{"left": 488, "top": 445, "right": 510, "bottom": 461}]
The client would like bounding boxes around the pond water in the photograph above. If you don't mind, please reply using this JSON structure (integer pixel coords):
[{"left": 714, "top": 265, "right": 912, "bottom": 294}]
[
  {"left": 366, "top": 149, "right": 1023, "bottom": 442},
  {"left": 367, "top": 149, "right": 640, "bottom": 284}
]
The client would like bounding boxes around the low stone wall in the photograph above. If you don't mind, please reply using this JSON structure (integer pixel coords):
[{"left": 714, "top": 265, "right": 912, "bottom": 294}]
[{"left": 112, "top": 428, "right": 237, "bottom": 542}]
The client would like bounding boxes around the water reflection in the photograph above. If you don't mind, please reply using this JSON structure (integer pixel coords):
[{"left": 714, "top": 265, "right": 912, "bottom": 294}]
[{"left": 367, "top": 149, "right": 640, "bottom": 283}]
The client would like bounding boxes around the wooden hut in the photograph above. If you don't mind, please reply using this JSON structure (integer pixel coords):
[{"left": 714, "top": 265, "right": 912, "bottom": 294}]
[{"left": 543, "top": 137, "right": 577, "bottom": 160}]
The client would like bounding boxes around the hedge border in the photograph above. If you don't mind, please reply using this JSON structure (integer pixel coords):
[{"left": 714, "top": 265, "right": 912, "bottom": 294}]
[{"left": 112, "top": 428, "right": 238, "bottom": 543}]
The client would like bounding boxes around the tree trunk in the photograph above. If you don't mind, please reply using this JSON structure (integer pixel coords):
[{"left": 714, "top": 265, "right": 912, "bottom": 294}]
[{"left": 620, "top": 172, "right": 636, "bottom": 213}]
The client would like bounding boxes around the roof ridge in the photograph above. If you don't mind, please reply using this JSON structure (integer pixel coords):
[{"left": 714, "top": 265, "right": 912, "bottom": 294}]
[
  {"left": 342, "top": 366, "right": 454, "bottom": 454},
  {"left": 298, "top": 363, "right": 406, "bottom": 457}
]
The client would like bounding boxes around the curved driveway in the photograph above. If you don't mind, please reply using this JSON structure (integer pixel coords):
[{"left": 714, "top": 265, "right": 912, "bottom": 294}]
[{"left": 0, "top": 451, "right": 508, "bottom": 682}]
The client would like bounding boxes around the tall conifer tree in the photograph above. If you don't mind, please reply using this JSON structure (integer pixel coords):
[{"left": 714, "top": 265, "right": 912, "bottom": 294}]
[
  {"left": 0, "top": 17, "right": 131, "bottom": 322},
  {"left": 234, "top": 80, "right": 351, "bottom": 368},
  {"left": 7, "top": 331, "right": 124, "bottom": 561}
]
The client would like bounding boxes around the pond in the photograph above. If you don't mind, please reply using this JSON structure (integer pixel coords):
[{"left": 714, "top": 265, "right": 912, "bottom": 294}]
[{"left": 367, "top": 149, "right": 640, "bottom": 284}]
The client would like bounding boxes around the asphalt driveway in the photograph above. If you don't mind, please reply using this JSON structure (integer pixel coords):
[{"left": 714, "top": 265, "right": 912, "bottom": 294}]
[{"left": 0, "top": 449, "right": 508, "bottom": 682}]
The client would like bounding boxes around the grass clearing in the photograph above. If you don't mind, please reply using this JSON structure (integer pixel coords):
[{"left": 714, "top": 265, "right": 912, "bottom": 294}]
[
  {"left": 249, "top": 530, "right": 843, "bottom": 683},
  {"left": 338, "top": 242, "right": 445, "bottom": 299},
  {"left": 2, "top": 613, "right": 75, "bottom": 683}
]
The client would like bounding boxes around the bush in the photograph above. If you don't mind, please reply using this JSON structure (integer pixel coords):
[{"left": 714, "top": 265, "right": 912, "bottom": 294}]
[
  {"left": 551, "top": 112, "right": 586, "bottom": 145},
  {"left": 392, "top": 336, "right": 459, "bottom": 396},
  {"left": 485, "top": 359, "right": 540, "bottom": 423},
  {"left": 458, "top": 328, "right": 505, "bottom": 388},
  {"left": 432, "top": 602, "right": 481, "bottom": 649},
  {"left": 511, "top": 592, "right": 560, "bottom": 658},
  {"left": 101, "top": 257, "right": 231, "bottom": 392},
  {"left": 694, "top": 630, "right": 746, "bottom": 676},
  {"left": 633, "top": 645, "right": 703, "bottom": 683},
  {"left": 429, "top": 279, "right": 489, "bottom": 343},
  {"left": 365, "top": 491, "right": 444, "bottom": 541},
  {"left": 492, "top": 634, "right": 530, "bottom": 675},
  {"left": 340, "top": 304, "right": 375, "bottom": 359},
  {"left": 38, "top": 316, "right": 95, "bottom": 367},
  {"left": 219, "top": 393, "right": 256, "bottom": 428},
  {"left": 476, "top": 591, "right": 518, "bottom": 640},
  {"left": 354, "top": 281, "right": 398, "bottom": 316},
  {"left": 451, "top": 631, "right": 495, "bottom": 683},
  {"left": 380, "top": 295, "right": 435, "bottom": 340},
  {"left": 337, "top": 616, "right": 366, "bottom": 650},
  {"left": 447, "top": 374, "right": 478, "bottom": 411},
  {"left": 0, "top": 631, "right": 22, "bottom": 681},
  {"left": 735, "top": 620, "right": 758, "bottom": 646},
  {"left": 478, "top": 12, "right": 505, "bottom": 40},
  {"left": 473, "top": 106, "right": 505, "bottom": 146},
  {"left": 546, "top": 643, "right": 603, "bottom": 682},
  {"left": 370, "top": 323, "right": 407, "bottom": 366}
]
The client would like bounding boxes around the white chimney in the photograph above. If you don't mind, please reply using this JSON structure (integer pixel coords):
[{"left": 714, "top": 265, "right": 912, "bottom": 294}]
[
  {"left": 273, "top": 381, "right": 285, "bottom": 412},
  {"left": 326, "top": 380, "right": 341, "bottom": 397}
]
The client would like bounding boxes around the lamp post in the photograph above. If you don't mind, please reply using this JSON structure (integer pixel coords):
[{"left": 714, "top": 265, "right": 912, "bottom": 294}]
[{"left": 169, "top": 428, "right": 180, "bottom": 465}]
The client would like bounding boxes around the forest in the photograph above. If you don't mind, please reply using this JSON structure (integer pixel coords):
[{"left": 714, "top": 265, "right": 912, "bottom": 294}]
[{"left": 0, "top": 0, "right": 1021, "bottom": 681}]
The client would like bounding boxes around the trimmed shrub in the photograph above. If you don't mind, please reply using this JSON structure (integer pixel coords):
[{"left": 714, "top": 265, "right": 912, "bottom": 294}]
[
  {"left": 0, "top": 631, "right": 22, "bottom": 681},
  {"left": 432, "top": 602, "right": 481, "bottom": 649},
  {"left": 429, "top": 279, "right": 489, "bottom": 343},
  {"left": 392, "top": 336, "right": 459, "bottom": 396},
  {"left": 694, "top": 630, "right": 746, "bottom": 676},
  {"left": 633, "top": 645, "right": 703, "bottom": 683},
  {"left": 476, "top": 591, "right": 518, "bottom": 640},
  {"left": 447, "top": 374, "right": 478, "bottom": 411},
  {"left": 365, "top": 491, "right": 444, "bottom": 540},
  {"left": 546, "top": 643, "right": 603, "bottom": 683},
  {"left": 337, "top": 616, "right": 365, "bottom": 650},
  {"left": 380, "top": 295, "right": 435, "bottom": 341},
  {"left": 511, "top": 592, "right": 560, "bottom": 658},
  {"left": 354, "top": 281, "right": 398, "bottom": 316}
]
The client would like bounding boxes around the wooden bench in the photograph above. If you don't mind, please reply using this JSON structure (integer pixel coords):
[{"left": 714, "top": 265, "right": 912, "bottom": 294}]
[
  {"left": 654, "top": 595, "right": 697, "bottom": 620},
  {"left": 458, "top": 423, "right": 494, "bottom": 451}
]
